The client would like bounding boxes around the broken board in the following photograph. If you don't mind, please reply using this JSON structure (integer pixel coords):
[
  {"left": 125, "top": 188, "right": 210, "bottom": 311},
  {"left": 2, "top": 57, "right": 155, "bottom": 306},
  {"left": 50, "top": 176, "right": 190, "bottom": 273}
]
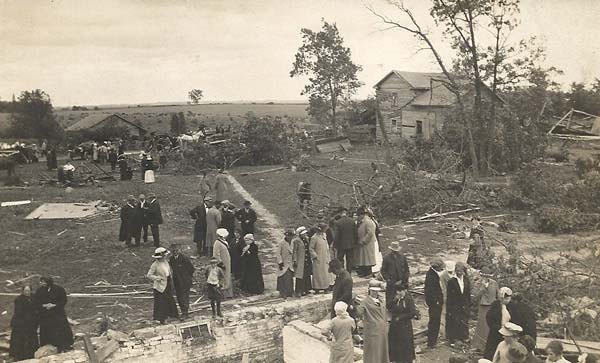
[
  {"left": 25, "top": 200, "right": 102, "bottom": 220},
  {"left": 314, "top": 136, "right": 353, "bottom": 153}
]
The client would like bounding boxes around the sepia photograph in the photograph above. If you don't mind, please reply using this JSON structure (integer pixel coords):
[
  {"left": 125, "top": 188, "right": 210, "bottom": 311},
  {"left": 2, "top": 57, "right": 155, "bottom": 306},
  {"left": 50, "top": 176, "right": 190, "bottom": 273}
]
[{"left": 1, "top": 0, "right": 600, "bottom": 362}]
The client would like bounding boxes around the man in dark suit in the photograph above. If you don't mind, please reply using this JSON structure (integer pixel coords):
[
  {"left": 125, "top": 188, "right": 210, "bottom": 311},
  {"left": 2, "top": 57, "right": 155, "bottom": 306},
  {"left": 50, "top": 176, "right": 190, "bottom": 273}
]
[
  {"left": 333, "top": 207, "right": 358, "bottom": 273},
  {"left": 190, "top": 197, "right": 211, "bottom": 256},
  {"left": 424, "top": 258, "right": 445, "bottom": 348},
  {"left": 119, "top": 195, "right": 142, "bottom": 247},
  {"left": 329, "top": 259, "right": 354, "bottom": 319},
  {"left": 146, "top": 192, "right": 163, "bottom": 247},
  {"left": 138, "top": 194, "right": 150, "bottom": 244},
  {"left": 381, "top": 241, "right": 410, "bottom": 303},
  {"left": 235, "top": 200, "right": 257, "bottom": 236},
  {"left": 169, "top": 243, "right": 195, "bottom": 319}
]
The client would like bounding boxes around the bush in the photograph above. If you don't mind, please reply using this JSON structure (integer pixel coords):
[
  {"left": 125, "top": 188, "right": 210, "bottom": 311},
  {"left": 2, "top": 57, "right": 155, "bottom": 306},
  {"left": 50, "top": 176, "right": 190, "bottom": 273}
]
[
  {"left": 534, "top": 205, "right": 579, "bottom": 233},
  {"left": 575, "top": 156, "right": 600, "bottom": 178}
]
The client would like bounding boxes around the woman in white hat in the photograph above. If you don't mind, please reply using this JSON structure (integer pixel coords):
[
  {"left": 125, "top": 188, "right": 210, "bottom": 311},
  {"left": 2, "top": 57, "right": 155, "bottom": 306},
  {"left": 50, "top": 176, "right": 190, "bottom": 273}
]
[
  {"left": 146, "top": 247, "right": 179, "bottom": 324},
  {"left": 213, "top": 228, "right": 233, "bottom": 298},
  {"left": 322, "top": 301, "right": 355, "bottom": 363},
  {"left": 239, "top": 234, "right": 264, "bottom": 295},
  {"left": 484, "top": 287, "right": 514, "bottom": 359},
  {"left": 291, "top": 226, "right": 313, "bottom": 297}
]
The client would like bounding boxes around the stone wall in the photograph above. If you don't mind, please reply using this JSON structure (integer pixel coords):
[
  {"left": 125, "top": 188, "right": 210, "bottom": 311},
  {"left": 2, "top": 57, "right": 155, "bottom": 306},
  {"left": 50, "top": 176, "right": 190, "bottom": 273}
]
[{"left": 19, "top": 294, "right": 332, "bottom": 363}]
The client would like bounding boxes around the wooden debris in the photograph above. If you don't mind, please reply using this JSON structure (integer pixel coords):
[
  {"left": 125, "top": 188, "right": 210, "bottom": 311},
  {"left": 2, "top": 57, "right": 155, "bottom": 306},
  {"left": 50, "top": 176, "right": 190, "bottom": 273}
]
[
  {"left": 240, "top": 166, "right": 287, "bottom": 176},
  {"left": 56, "top": 229, "right": 68, "bottom": 236},
  {"left": 6, "top": 274, "right": 40, "bottom": 287},
  {"left": 1, "top": 200, "right": 31, "bottom": 207},
  {"left": 8, "top": 231, "right": 26, "bottom": 236},
  {"left": 407, "top": 207, "right": 481, "bottom": 224}
]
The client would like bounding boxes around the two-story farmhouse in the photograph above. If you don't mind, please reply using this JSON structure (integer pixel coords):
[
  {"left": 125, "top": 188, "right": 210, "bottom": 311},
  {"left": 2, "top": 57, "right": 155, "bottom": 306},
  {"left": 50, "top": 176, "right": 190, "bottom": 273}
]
[{"left": 374, "top": 70, "right": 457, "bottom": 142}]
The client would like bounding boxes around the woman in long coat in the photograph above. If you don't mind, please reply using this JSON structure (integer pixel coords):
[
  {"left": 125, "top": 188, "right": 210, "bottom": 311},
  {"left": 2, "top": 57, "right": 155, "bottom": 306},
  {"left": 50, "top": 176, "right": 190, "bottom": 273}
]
[
  {"left": 356, "top": 209, "right": 377, "bottom": 276},
  {"left": 213, "top": 229, "right": 233, "bottom": 298},
  {"left": 276, "top": 230, "right": 295, "bottom": 298},
  {"left": 446, "top": 262, "right": 471, "bottom": 345},
  {"left": 483, "top": 287, "right": 513, "bottom": 359},
  {"left": 34, "top": 276, "right": 74, "bottom": 352},
  {"left": 146, "top": 248, "right": 179, "bottom": 324},
  {"left": 473, "top": 267, "right": 499, "bottom": 351},
  {"left": 309, "top": 223, "right": 331, "bottom": 292},
  {"left": 239, "top": 234, "right": 265, "bottom": 295},
  {"left": 215, "top": 170, "right": 229, "bottom": 202},
  {"left": 387, "top": 283, "right": 417, "bottom": 363},
  {"left": 291, "top": 227, "right": 312, "bottom": 296},
  {"left": 206, "top": 203, "right": 222, "bottom": 257},
  {"left": 9, "top": 285, "right": 39, "bottom": 361},
  {"left": 322, "top": 301, "right": 355, "bottom": 363},
  {"left": 357, "top": 286, "right": 389, "bottom": 363}
]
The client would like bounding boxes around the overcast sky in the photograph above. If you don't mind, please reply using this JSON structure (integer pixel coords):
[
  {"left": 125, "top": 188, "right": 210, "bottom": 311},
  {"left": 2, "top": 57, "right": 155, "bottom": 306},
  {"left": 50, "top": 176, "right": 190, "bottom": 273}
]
[{"left": 1, "top": 0, "right": 599, "bottom": 107}]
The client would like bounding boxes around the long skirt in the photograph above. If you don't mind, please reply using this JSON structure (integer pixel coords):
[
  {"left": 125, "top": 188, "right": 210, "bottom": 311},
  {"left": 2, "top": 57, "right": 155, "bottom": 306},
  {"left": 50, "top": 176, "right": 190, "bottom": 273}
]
[
  {"left": 277, "top": 269, "right": 294, "bottom": 298},
  {"left": 144, "top": 170, "right": 155, "bottom": 184},
  {"left": 9, "top": 326, "right": 39, "bottom": 360},
  {"left": 388, "top": 319, "right": 415, "bottom": 363},
  {"left": 473, "top": 304, "right": 491, "bottom": 351},
  {"left": 153, "top": 279, "right": 179, "bottom": 322}
]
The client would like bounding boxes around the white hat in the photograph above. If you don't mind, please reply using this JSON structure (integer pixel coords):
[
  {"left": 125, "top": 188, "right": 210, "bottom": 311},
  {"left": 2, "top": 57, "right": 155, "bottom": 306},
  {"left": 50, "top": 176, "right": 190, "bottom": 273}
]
[
  {"left": 295, "top": 226, "right": 308, "bottom": 235},
  {"left": 499, "top": 287, "right": 513, "bottom": 298},
  {"left": 499, "top": 322, "right": 523, "bottom": 336},
  {"left": 216, "top": 228, "right": 229, "bottom": 238},
  {"left": 243, "top": 234, "right": 255, "bottom": 242},
  {"left": 152, "top": 247, "right": 168, "bottom": 258},
  {"left": 334, "top": 301, "right": 348, "bottom": 316}
]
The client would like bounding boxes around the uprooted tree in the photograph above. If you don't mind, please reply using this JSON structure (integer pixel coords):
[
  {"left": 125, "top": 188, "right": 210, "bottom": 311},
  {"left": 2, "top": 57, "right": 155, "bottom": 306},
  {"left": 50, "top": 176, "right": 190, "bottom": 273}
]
[{"left": 290, "top": 19, "right": 363, "bottom": 131}]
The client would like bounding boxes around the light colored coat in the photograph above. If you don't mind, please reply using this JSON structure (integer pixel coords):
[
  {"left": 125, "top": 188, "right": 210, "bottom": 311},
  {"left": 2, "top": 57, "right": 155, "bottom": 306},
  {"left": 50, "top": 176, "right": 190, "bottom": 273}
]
[
  {"left": 146, "top": 260, "right": 171, "bottom": 293},
  {"left": 276, "top": 239, "right": 294, "bottom": 277},
  {"left": 322, "top": 315, "right": 355, "bottom": 363},
  {"left": 206, "top": 206, "right": 222, "bottom": 248},
  {"left": 310, "top": 232, "right": 331, "bottom": 289},
  {"left": 356, "top": 216, "right": 377, "bottom": 266},
  {"left": 291, "top": 236, "right": 308, "bottom": 279},
  {"left": 215, "top": 173, "right": 228, "bottom": 201},
  {"left": 357, "top": 295, "right": 390, "bottom": 363},
  {"left": 213, "top": 239, "right": 233, "bottom": 298}
]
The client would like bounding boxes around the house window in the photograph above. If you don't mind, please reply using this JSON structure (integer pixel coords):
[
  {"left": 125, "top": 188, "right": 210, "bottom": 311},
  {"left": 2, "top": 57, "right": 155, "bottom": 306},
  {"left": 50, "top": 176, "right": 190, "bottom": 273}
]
[
  {"left": 391, "top": 93, "right": 398, "bottom": 108},
  {"left": 391, "top": 118, "right": 398, "bottom": 133},
  {"left": 416, "top": 121, "right": 423, "bottom": 136}
]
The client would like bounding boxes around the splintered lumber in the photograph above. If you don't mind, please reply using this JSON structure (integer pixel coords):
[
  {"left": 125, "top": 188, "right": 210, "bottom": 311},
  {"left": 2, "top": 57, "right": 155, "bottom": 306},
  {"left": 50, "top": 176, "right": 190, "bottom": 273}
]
[
  {"left": 536, "top": 336, "right": 600, "bottom": 354},
  {"left": 83, "top": 335, "right": 99, "bottom": 363},
  {"left": 6, "top": 274, "right": 40, "bottom": 287},
  {"left": 1, "top": 200, "right": 31, "bottom": 207},
  {"left": 85, "top": 283, "right": 149, "bottom": 289},
  {"left": 240, "top": 166, "right": 287, "bottom": 176},
  {"left": 96, "top": 339, "right": 119, "bottom": 362},
  {"left": 408, "top": 207, "right": 481, "bottom": 223}
]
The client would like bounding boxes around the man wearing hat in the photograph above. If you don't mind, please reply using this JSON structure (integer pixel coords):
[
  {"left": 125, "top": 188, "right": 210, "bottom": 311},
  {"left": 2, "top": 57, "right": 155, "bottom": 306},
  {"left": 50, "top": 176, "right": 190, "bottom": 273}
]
[
  {"left": 356, "top": 281, "right": 389, "bottom": 363},
  {"left": 473, "top": 266, "right": 500, "bottom": 351},
  {"left": 333, "top": 207, "right": 358, "bottom": 273},
  {"left": 119, "top": 195, "right": 142, "bottom": 247},
  {"left": 146, "top": 193, "right": 163, "bottom": 247},
  {"left": 355, "top": 206, "right": 377, "bottom": 277},
  {"left": 169, "top": 244, "right": 195, "bottom": 319},
  {"left": 381, "top": 241, "right": 410, "bottom": 304},
  {"left": 292, "top": 226, "right": 312, "bottom": 297},
  {"left": 424, "top": 257, "right": 445, "bottom": 349},
  {"left": 235, "top": 200, "right": 257, "bottom": 236},
  {"left": 190, "top": 197, "right": 211, "bottom": 256}
]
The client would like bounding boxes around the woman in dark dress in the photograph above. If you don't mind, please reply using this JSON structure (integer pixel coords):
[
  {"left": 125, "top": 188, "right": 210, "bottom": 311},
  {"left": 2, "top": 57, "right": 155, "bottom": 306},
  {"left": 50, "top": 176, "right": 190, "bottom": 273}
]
[
  {"left": 231, "top": 232, "right": 246, "bottom": 283},
  {"left": 387, "top": 283, "right": 417, "bottom": 363},
  {"left": 239, "top": 234, "right": 265, "bottom": 295},
  {"left": 34, "top": 276, "right": 74, "bottom": 352},
  {"left": 445, "top": 262, "right": 471, "bottom": 346},
  {"left": 9, "top": 285, "right": 39, "bottom": 361}
]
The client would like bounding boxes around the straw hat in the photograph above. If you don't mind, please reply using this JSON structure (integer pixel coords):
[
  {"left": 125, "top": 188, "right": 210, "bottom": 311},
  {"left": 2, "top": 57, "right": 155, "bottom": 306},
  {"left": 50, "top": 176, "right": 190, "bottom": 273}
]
[
  {"left": 295, "top": 226, "right": 307, "bottom": 235},
  {"left": 499, "top": 322, "right": 523, "bottom": 336},
  {"left": 216, "top": 228, "right": 229, "bottom": 238},
  {"left": 388, "top": 241, "right": 402, "bottom": 252},
  {"left": 152, "top": 247, "right": 168, "bottom": 259}
]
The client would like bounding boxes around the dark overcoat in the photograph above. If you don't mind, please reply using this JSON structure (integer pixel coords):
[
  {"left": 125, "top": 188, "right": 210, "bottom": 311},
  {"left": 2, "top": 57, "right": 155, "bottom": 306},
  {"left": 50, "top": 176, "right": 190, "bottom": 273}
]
[
  {"left": 424, "top": 268, "right": 444, "bottom": 308},
  {"left": 146, "top": 199, "right": 163, "bottom": 225},
  {"left": 388, "top": 294, "right": 416, "bottom": 363},
  {"left": 235, "top": 208, "right": 257, "bottom": 235},
  {"left": 508, "top": 300, "right": 537, "bottom": 340},
  {"left": 169, "top": 253, "right": 195, "bottom": 292},
  {"left": 484, "top": 300, "right": 504, "bottom": 359},
  {"left": 34, "top": 285, "right": 74, "bottom": 350},
  {"left": 446, "top": 276, "right": 471, "bottom": 342},
  {"left": 190, "top": 204, "right": 207, "bottom": 243},
  {"left": 333, "top": 216, "right": 358, "bottom": 251},
  {"left": 119, "top": 204, "right": 142, "bottom": 241},
  {"left": 9, "top": 295, "right": 39, "bottom": 361}
]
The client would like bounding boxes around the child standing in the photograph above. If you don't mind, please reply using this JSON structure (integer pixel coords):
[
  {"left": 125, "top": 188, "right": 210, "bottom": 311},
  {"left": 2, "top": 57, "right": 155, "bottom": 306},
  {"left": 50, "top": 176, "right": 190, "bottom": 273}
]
[{"left": 205, "top": 257, "right": 225, "bottom": 318}]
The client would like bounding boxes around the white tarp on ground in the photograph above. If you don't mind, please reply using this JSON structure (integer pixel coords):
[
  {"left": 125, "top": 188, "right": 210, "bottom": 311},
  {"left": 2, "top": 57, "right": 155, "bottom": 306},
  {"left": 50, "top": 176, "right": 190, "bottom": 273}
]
[{"left": 25, "top": 200, "right": 102, "bottom": 220}]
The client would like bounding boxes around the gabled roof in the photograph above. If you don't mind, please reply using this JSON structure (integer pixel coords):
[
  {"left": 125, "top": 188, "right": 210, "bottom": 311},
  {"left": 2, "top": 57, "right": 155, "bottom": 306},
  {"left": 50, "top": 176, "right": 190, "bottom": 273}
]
[
  {"left": 373, "top": 70, "right": 447, "bottom": 89},
  {"left": 66, "top": 113, "right": 146, "bottom": 132},
  {"left": 411, "top": 83, "right": 457, "bottom": 107}
]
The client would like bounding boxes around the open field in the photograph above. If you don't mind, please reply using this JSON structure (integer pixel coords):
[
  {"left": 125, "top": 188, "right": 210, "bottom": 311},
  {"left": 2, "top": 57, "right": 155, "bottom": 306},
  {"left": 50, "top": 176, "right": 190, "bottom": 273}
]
[{"left": 0, "top": 102, "right": 309, "bottom": 135}]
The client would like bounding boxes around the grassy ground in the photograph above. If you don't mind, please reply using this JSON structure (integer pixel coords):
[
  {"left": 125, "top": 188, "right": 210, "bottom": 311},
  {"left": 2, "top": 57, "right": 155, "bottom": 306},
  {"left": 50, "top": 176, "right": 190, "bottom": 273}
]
[{"left": 0, "top": 102, "right": 309, "bottom": 134}]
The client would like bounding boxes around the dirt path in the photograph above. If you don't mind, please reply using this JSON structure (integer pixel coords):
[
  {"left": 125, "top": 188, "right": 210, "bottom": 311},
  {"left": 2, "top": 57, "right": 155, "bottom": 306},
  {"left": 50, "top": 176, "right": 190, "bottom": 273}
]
[{"left": 225, "top": 174, "right": 283, "bottom": 290}]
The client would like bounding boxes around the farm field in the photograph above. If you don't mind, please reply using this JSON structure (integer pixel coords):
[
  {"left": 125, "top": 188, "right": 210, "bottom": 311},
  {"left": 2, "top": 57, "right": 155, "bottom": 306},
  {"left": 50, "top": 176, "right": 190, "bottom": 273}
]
[{"left": 0, "top": 102, "right": 310, "bottom": 135}]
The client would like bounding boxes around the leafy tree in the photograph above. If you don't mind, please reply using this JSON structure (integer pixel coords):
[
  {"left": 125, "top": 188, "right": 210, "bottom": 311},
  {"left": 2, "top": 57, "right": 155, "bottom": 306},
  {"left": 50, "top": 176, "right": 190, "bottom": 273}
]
[
  {"left": 290, "top": 19, "right": 363, "bottom": 132},
  {"left": 188, "top": 89, "right": 204, "bottom": 104},
  {"left": 8, "top": 89, "right": 63, "bottom": 141}
]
